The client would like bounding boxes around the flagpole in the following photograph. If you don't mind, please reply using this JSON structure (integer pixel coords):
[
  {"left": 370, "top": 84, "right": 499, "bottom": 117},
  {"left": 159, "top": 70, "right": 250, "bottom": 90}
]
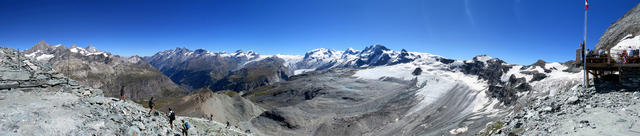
[{"left": 583, "top": 5, "right": 588, "bottom": 88}]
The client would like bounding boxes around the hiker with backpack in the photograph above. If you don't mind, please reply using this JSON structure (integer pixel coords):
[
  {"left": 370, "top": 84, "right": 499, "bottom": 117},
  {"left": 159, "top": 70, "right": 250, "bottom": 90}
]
[
  {"left": 148, "top": 97, "right": 155, "bottom": 115},
  {"left": 182, "top": 120, "right": 190, "bottom": 136},
  {"left": 120, "top": 86, "right": 126, "bottom": 101},
  {"left": 168, "top": 108, "right": 176, "bottom": 129}
]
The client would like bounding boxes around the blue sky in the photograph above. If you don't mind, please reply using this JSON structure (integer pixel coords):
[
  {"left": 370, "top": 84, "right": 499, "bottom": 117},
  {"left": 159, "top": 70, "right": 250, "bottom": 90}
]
[{"left": 1, "top": 0, "right": 638, "bottom": 64}]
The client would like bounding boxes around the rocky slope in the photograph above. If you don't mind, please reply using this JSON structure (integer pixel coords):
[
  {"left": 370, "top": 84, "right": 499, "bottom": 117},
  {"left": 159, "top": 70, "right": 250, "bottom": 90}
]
[
  {"left": 166, "top": 88, "right": 265, "bottom": 127},
  {"left": 23, "top": 41, "right": 186, "bottom": 101},
  {"left": 0, "top": 47, "right": 251, "bottom": 136},
  {"left": 595, "top": 3, "right": 640, "bottom": 51},
  {"left": 484, "top": 84, "right": 640, "bottom": 136},
  {"left": 212, "top": 57, "right": 290, "bottom": 92}
]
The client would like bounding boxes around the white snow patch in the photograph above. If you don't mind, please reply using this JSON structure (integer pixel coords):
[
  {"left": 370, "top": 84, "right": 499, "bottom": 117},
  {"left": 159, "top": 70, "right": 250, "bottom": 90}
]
[
  {"left": 25, "top": 51, "right": 39, "bottom": 58},
  {"left": 128, "top": 57, "right": 141, "bottom": 63},
  {"left": 475, "top": 55, "right": 493, "bottom": 62},
  {"left": 36, "top": 54, "right": 54, "bottom": 61},
  {"left": 241, "top": 55, "right": 271, "bottom": 66},
  {"left": 449, "top": 126, "right": 468, "bottom": 134},
  {"left": 611, "top": 34, "right": 640, "bottom": 60},
  {"left": 501, "top": 65, "right": 525, "bottom": 82},
  {"left": 353, "top": 63, "right": 489, "bottom": 114},
  {"left": 274, "top": 54, "right": 303, "bottom": 68}
]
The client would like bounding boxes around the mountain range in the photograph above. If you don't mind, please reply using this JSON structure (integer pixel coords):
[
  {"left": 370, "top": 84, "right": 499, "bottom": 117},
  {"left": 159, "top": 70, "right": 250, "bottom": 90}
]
[
  {"left": 23, "top": 40, "right": 186, "bottom": 101},
  {"left": 20, "top": 38, "right": 584, "bottom": 135}
]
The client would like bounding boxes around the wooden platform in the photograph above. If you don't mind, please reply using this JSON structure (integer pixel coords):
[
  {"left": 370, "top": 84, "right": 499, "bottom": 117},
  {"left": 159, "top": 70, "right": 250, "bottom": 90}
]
[{"left": 583, "top": 57, "right": 640, "bottom": 88}]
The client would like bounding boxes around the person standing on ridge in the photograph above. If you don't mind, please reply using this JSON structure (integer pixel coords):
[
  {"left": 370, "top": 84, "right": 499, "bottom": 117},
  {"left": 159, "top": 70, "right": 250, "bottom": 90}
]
[
  {"left": 148, "top": 97, "right": 155, "bottom": 115},
  {"left": 168, "top": 108, "right": 176, "bottom": 129},
  {"left": 182, "top": 120, "right": 190, "bottom": 136},
  {"left": 120, "top": 86, "right": 126, "bottom": 101}
]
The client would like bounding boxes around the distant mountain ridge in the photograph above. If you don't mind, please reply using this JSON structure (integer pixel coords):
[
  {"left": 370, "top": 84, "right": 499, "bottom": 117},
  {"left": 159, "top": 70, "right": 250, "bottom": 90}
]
[
  {"left": 143, "top": 47, "right": 298, "bottom": 92},
  {"left": 143, "top": 44, "right": 448, "bottom": 92},
  {"left": 293, "top": 44, "right": 427, "bottom": 72}
]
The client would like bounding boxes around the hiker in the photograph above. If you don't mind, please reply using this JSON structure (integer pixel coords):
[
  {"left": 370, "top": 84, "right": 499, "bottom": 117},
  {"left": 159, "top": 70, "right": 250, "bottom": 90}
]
[
  {"left": 168, "top": 108, "right": 176, "bottom": 129},
  {"left": 182, "top": 120, "right": 190, "bottom": 136},
  {"left": 629, "top": 46, "right": 634, "bottom": 57},
  {"left": 120, "top": 86, "right": 126, "bottom": 101},
  {"left": 623, "top": 49, "right": 628, "bottom": 63},
  {"left": 148, "top": 97, "right": 155, "bottom": 115},
  {"left": 209, "top": 114, "right": 214, "bottom": 121},
  {"left": 226, "top": 121, "right": 230, "bottom": 128},
  {"left": 598, "top": 49, "right": 605, "bottom": 57}
]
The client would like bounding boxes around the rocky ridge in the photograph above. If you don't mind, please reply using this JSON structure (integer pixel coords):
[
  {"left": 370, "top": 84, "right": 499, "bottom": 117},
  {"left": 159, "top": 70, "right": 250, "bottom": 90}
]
[
  {"left": 595, "top": 3, "right": 640, "bottom": 51},
  {"left": 23, "top": 41, "right": 186, "bottom": 101},
  {"left": 484, "top": 83, "right": 640, "bottom": 135},
  {"left": 0, "top": 47, "right": 251, "bottom": 135}
]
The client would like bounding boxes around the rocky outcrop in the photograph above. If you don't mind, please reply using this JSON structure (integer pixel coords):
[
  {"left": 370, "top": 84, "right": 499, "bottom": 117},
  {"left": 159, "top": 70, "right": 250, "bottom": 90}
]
[
  {"left": 595, "top": 3, "right": 640, "bottom": 51},
  {"left": 485, "top": 85, "right": 640, "bottom": 135},
  {"left": 458, "top": 55, "right": 528, "bottom": 105},
  {"left": 212, "top": 57, "right": 290, "bottom": 92}
]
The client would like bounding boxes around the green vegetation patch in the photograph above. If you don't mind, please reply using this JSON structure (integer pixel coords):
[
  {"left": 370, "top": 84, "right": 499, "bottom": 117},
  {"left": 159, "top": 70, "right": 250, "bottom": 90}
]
[{"left": 480, "top": 121, "right": 505, "bottom": 136}]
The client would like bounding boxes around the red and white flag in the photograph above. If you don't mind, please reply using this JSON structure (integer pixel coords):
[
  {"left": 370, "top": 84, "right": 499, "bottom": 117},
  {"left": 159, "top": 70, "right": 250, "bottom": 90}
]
[{"left": 585, "top": 0, "right": 589, "bottom": 10}]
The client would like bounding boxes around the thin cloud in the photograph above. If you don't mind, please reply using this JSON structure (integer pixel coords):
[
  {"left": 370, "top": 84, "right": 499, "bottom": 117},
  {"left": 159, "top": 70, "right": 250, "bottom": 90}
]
[{"left": 465, "top": 0, "right": 475, "bottom": 26}]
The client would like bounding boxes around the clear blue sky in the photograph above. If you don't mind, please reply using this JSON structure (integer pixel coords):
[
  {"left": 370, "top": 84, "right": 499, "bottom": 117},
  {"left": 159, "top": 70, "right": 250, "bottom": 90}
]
[{"left": 1, "top": 0, "right": 638, "bottom": 64}]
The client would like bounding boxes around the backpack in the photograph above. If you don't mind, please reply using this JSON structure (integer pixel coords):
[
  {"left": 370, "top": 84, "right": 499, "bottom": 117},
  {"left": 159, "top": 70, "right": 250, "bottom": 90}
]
[
  {"left": 185, "top": 122, "right": 190, "bottom": 129},
  {"left": 169, "top": 112, "right": 175, "bottom": 120}
]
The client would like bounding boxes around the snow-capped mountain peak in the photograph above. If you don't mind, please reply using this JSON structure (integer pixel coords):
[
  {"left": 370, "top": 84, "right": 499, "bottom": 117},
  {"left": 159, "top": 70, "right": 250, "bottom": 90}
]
[
  {"left": 24, "top": 41, "right": 110, "bottom": 62},
  {"left": 345, "top": 48, "right": 359, "bottom": 54},
  {"left": 305, "top": 48, "right": 342, "bottom": 60},
  {"left": 85, "top": 45, "right": 100, "bottom": 53}
]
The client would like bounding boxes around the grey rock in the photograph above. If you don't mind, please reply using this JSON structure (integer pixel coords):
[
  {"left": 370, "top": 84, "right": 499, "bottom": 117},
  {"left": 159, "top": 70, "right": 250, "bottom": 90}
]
[
  {"left": 0, "top": 70, "right": 30, "bottom": 80},
  {"left": 35, "top": 74, "right": 48, "bottom": 80},
  {"left": 134, "top": 121, "right": 146, "bottom": 130},
  {"left": 92, "top": 89, "right": 103, "bottom": 96},
  {"left": 567, "top": 96, "right": 579, "bottom": 104},
  {"left": 0, "top": 81, "right": 19, "bottom": 89},
  {"left": 126, "top": 126, "right": 141, "bottom": 136},
  {"left": 45, "top": 78, "right": 66, "bottom": 86}
]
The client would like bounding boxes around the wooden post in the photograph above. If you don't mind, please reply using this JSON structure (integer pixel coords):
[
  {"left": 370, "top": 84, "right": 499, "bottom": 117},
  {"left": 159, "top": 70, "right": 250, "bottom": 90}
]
[
  {"left": 586, "top": 67, "right": 590, "bottom": 87},
  {"left": 619, "top": 64, "right": 622, "bottom": 83}
]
